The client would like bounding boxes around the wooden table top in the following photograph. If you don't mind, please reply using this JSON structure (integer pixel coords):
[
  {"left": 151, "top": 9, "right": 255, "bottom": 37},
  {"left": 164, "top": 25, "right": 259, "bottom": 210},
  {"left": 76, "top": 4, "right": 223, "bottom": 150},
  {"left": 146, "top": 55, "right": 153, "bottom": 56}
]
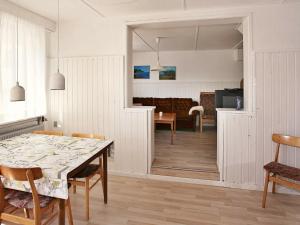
[{"left": 154, "top": 113, "right": 176, "bottom": 122}]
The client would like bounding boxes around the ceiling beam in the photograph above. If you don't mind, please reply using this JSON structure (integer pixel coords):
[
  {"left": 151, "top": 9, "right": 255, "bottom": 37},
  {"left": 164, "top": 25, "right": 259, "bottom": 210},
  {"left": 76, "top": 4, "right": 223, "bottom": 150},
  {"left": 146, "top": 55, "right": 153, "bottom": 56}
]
[
  {"left": 133, "top": 30, "right": 156, "bottom": 51},
  {"left": 80, "top": 0, "right": 105, "bottom": 18},
  {"left": 0, "top": 0, "right": 56, "bottom": 32},
  {"left": 194, "top": 26, "right": 199, "bottom": 51}
]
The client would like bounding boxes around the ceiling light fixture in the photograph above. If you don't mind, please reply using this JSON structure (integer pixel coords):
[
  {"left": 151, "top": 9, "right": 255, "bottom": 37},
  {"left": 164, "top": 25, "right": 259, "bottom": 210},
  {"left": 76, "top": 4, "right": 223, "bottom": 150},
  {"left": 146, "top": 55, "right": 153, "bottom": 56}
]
[
  {"left": 50, "top": 0, "right": 65, "bottom": 90},
  {"left": 10, "top": 17, "right": 25, "bottom": 102},
  {"left": 151, "top": 37, "right": 164, "bottom": 72}
]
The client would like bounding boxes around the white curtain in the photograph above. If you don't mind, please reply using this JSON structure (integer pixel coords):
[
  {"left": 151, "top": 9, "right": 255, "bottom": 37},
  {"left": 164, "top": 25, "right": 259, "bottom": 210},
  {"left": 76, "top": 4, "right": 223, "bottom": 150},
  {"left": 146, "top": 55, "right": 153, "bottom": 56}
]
[{"left": 0, "top": 12, "right": 46, "bottom": 118}]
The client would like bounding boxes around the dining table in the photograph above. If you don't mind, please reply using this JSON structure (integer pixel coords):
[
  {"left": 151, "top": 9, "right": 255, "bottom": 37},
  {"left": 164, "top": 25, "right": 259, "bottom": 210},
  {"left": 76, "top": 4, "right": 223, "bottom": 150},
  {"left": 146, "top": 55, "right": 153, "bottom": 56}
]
[{"left": 0, "top": 133, "right": 113, "bottom": 225}]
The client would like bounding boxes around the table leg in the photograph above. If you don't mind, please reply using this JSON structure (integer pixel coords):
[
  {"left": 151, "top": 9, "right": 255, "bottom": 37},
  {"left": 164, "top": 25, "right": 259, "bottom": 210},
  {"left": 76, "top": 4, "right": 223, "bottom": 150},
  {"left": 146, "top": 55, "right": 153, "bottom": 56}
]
[
  {"left": 103, "top": 148, "right": 108, "bottom": 204},
  {"left": 174, "top": 119, "right": 176, "bottom": 134},
  {"left": 171, "top": 122, "right": 174, "bottom": 145},
  {"left": 200, "top": 114, "right": 203, "bottom": 133},
  {"left": 59, "top": 199, "right": 65, "bottom": 225}
]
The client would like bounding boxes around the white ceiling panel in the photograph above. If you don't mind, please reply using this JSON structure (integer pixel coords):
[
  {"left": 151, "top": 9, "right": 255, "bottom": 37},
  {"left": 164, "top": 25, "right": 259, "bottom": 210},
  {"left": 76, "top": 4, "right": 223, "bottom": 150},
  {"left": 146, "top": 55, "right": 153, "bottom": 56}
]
[
  {"left": 133, "top": 22, "right": 243, "bottom": 52},
  {"left": 8, "top": 0, "right": 298, "bottom": 21},
  {"left": 87, "top": 0, "right": 184, "bottom": 17},
  {"left": 134, "top": 27, "right": 197, "bottom": 51},
  {"left": 186, "top": 0, "right": 282, "bottom": 9},
  {"left": 196, "top": 24, "right": 242, "bottom": 50}
]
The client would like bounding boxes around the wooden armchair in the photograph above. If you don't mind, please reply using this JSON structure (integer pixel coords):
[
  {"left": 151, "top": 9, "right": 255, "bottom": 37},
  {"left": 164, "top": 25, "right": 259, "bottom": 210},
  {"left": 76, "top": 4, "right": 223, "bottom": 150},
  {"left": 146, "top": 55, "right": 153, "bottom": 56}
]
[
  {"left": 0, "top": 166, "right": 73, "bottom": 225},
  {"left": 32, "top": 130, "right": 64, "bottom": 136},
  {"left": 68, "top": 132, "right": 105, "bottom": 220},
  {"left": 200, "top": 92, "right": 216, "bottom": 131},
  {"left": 262, "top": 134, "right": 300, "bottom": 208}
]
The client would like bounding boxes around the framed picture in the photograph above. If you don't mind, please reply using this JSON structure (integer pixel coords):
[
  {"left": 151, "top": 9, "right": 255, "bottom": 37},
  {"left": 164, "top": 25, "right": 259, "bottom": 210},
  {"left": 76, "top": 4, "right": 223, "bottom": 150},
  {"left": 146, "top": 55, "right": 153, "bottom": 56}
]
[
  {"left": 159, "top": 66, "right": 176, "bottom": 80},
  {"left": 134, "top": 65, "right": 150, "bottom": 79}
]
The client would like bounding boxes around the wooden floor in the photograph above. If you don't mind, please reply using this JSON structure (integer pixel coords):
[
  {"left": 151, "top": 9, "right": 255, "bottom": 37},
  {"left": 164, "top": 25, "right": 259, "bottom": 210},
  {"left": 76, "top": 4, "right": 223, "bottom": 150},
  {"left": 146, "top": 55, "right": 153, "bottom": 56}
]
[
  {"left": 51, "top": 175, "right": 300, "bottom": 225},
  {"left": 151, "top": 127, "right": 219, "bottom": 180}
]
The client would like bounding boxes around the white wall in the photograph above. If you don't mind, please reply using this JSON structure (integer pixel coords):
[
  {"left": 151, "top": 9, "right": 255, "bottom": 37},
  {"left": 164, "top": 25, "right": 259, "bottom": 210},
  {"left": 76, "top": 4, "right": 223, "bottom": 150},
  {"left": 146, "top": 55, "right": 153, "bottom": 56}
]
[
  {"left": 133, "top": 50, "right": 243, "bottom": 101},
  {"left": 46, "top": 3, "right": 300, "bottom": 190}
]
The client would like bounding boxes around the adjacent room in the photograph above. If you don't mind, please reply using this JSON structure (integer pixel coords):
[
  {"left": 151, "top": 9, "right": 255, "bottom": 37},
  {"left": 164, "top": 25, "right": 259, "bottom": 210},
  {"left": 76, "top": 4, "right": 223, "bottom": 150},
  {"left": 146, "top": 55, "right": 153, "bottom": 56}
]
[
  {"left": 0, "top": 1, "right": 299, "bottom": 225},
  {"left": 131, "top": 19, "right": 244, "bottom": 180}
]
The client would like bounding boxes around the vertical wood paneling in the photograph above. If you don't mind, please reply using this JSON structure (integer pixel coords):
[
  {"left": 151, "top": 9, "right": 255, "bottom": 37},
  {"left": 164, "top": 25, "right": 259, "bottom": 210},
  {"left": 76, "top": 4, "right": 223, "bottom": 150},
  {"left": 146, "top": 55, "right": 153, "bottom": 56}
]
[
  {"left": 221, "top": 50, "right": 300, "bottom": 189},
  {"left": 255, "top": 50, "right": 300, "bottom": 186},
  {"left": 47, "top": 56, "right": 151, "bottom": 174}
]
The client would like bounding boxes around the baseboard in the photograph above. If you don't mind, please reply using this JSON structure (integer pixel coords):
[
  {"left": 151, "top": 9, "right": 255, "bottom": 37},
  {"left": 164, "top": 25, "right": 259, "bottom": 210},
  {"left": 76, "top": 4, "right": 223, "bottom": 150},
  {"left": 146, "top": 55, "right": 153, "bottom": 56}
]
[{"left": 108, "top": 169, "right": 300, "bottom": 195}]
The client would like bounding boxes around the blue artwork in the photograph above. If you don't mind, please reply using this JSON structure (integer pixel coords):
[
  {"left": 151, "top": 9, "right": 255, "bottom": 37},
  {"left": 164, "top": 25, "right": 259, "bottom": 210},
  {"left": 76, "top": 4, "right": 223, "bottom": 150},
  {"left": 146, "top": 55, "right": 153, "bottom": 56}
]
[
  {"left": 134, "top": 65, "right": 150, "bottom": 79},
  {"left": 159, "top": 66, "right": 176, "bottom": 80}
]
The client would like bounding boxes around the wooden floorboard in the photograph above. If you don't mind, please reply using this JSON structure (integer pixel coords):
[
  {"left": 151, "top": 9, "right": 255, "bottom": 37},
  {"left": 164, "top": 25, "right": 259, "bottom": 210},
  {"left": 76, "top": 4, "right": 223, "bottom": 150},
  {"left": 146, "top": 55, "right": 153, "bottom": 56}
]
[
  {"left": 152, "top": 127, "right": 219, "bottom": 180},
  {"left": 52, "top": 175, "right": 300, "bottom": 225}
]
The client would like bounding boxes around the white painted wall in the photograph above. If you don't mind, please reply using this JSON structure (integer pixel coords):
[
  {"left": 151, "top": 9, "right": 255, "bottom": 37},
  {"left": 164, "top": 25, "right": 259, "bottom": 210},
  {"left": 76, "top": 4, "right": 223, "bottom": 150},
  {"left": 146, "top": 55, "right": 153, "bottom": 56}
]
[
  {"left": 134, "top": 50, "right": 243, "bottom": 81},
  {"left": 45, "top": 3, "right": 300, "bottom": 191},
  {"left": 47, "top": 56, "right": 154, "bottom": 175},
  {"left": 133, "top": 50, "right": 243, "bottom": 101}
]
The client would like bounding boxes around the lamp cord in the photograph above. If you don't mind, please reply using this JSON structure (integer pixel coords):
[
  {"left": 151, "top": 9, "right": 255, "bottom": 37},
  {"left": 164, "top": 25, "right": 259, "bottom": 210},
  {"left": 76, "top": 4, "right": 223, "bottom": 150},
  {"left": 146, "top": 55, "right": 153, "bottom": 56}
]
[
  {"left": 156, "top": 37, "right": 160, "bottom": 65},
  {"left": 57, "top": 0, "right": 60, "bottom": 73},
  {"left": 16, "top": 17, "right": 19, "bottom": 83}
]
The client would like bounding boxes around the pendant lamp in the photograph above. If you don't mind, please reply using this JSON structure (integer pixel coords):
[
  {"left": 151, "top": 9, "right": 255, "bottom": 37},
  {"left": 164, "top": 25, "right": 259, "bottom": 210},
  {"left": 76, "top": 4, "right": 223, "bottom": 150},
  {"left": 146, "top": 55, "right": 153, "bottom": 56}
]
[
  {"left": 50, "top": 0, "right": 65, "bottom": 90},
  {"left": 10, "top": 17, "right": 25, "bottom": 102},
  {"left": 151, "top": 37, "right": 164, "bottom": 72}
]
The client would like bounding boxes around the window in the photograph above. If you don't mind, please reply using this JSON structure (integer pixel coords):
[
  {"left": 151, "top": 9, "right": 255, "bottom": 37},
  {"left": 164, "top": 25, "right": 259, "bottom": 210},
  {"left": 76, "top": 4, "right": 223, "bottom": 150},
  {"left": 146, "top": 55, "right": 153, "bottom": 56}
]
[{"left": 0, "top": 12, "right": 46, "bottom": 118}]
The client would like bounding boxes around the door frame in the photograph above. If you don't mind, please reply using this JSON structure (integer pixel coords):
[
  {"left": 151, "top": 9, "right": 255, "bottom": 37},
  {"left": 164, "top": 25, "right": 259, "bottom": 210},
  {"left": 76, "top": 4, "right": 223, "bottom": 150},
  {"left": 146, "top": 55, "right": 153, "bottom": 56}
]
[{"left": 123, "top": 10, "right": 254, "bottom": 180}]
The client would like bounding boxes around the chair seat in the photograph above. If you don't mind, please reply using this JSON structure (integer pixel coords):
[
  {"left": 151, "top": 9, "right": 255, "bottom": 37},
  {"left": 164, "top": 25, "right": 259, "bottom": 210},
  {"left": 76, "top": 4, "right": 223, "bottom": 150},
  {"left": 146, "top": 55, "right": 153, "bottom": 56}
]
[
  {"left": 264, "top": 162, "right": 300, "bottom": 181},
  {"left": 71, "top": 164, "right": 100, "bottom": 178},
  {"left": 5, "top": 190, "right": 54, "bottom": 209}
]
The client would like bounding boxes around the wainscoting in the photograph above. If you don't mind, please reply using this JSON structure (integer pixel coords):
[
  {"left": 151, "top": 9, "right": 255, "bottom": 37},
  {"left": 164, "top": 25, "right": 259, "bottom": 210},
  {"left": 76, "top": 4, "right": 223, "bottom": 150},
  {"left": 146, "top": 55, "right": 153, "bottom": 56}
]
[
  {"left": 255, "top": 50, "right": 300, "bottom": 187},
  {"left": 133, "top": 80, "right": 240, "bottom": 102},
  {"left": 46, "top": 51, "right": 300, "bottom": 193},
  {"left": 47, "top": 56, "right": 154, "bottom": 174},
  {"left": 218, "top": 50, "right": 300, "bottom": 192}
]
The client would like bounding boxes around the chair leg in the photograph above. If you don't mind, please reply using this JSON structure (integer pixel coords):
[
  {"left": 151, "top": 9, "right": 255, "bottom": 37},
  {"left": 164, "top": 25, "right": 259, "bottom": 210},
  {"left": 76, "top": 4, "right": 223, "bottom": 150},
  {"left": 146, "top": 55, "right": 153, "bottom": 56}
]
[
  {"left": 99, "top": 157, "right": 105, "bottom": 198},
  {"left": 66, "top": 198, "right": 74, "bottom": 225},
  {"left": 272, "top": 175, "right": 276, "bottom": 194},
  {"left": 85, "top": 178, "right": 90, "bottom": 220},
  {"left": 262, "top": 171, "right": 270, "bottom": 208},
  {"left": 24, "top": 208, "right": 30, "bottom": 218},
  {"left": 73, "top": 179, "right": 76, "bottom": 194}
]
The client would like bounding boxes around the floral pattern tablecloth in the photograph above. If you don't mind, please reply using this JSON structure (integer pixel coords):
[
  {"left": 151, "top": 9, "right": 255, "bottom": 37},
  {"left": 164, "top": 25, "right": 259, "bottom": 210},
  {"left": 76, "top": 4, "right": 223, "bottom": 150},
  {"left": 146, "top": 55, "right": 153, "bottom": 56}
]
[{"left": 0, "top": 133, "right": 113, "bottom": 199}]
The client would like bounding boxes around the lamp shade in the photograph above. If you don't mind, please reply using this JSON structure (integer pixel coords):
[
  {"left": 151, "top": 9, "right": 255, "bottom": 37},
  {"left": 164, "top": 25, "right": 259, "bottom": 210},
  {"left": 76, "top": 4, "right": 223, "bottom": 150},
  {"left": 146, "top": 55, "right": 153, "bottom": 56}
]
[
  {"left": 50, "top": 72, "right": 65, "bottom": 90},
  {"left": 10, "top": 82, "right": 25, "bottom": 101},
  {"left": 151, "top": 63, "right": 164, "bottom": 72}
]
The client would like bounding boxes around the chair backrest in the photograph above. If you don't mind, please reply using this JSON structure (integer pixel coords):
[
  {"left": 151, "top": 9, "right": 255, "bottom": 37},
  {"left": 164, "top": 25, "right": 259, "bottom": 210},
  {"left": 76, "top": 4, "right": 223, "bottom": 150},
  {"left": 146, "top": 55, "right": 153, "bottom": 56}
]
[
  {"left": 72, "top": 132, "right": 105, "bottom": 140},
  {"left": 272, "top": 134, "right": 300, "bottom": 148},
  {"left": 0, "top": 166, "right": 43, "bottom": 224},
  {"left": 32, "top": 130, "right": 63, "bottom": 136},
  {"left": 200, "top": 92, "right": 215, "bottom": 116},
  {"left": 0, "top": 166, "right": 43, "bottom": 181},
  {"left": 272, "top": 134, "right": 300, "bottom": 162}
]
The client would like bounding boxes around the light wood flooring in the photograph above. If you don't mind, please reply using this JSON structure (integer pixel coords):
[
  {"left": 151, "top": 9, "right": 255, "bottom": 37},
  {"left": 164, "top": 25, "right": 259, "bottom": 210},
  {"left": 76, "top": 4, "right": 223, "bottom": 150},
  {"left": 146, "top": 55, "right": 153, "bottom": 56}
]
[
  {"left": 54, "top": 175, "right": 300, "bottom": 225},
  {"left": 151, "top": 127, "right": 219, "bottom": 180}
]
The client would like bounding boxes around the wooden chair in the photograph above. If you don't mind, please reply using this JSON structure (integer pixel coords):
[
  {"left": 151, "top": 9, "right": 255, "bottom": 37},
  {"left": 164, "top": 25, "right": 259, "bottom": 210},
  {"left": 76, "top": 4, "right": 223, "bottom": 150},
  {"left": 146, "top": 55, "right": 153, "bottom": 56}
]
[
  {"left": 200, "top": 92, "right": 216, "bottom": 132},
  {"left": 262, "top": 134, "right": 300, "bottom": 208},
  {"left": 68, "top": 132, "right": 105, "bottom": 220},
  {"left": 32, "top": 130, "right": 64, "bottom": 136},
  {"left": 0, "top": 166, "right": 73, "bottom": 225}
]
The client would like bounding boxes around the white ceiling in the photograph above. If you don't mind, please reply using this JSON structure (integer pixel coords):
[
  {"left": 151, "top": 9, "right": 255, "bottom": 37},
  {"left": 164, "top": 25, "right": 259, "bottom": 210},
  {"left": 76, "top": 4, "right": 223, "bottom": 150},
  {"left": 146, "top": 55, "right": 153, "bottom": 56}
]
[
  {"left": 133, "top": 19, "right": 243, "bottom": 52},
  {"left": 7, "top": 0, "right": 300, "bottom": 21}
]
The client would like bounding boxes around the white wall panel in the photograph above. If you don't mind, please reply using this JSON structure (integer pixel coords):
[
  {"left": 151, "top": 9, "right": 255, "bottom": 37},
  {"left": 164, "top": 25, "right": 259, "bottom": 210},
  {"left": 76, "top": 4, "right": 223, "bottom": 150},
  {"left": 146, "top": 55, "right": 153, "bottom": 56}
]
[
  {"left": 47, "top": 56, "right": 152, "bottom": 174},
  {"left": 255, "top": 51, "right": 300, "bottom": 187},
  {"left": 219, "top": 50, "right": 300, "bottom": 191}
]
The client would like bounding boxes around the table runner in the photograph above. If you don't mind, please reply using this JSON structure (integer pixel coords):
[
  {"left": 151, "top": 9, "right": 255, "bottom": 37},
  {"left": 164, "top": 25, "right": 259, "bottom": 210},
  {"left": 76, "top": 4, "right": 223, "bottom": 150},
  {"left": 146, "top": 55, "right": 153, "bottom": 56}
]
[{"left": 0, "top": 133, "right": 112, "bottom": 199}]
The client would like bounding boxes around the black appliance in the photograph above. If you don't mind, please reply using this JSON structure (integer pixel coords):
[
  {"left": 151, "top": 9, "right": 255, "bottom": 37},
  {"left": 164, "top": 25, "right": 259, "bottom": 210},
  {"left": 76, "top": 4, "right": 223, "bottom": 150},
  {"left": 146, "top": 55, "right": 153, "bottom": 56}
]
[{"left": 215, "top": 88, "right": 244, "bottom": 109}]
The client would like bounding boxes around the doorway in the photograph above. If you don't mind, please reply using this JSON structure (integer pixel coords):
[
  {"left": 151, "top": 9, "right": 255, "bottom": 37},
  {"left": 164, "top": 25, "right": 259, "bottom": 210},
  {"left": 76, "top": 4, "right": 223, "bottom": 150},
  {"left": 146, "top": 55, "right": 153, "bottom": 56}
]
[{"left": 125, "top": 14, "right": 252, "bottom": 182}]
